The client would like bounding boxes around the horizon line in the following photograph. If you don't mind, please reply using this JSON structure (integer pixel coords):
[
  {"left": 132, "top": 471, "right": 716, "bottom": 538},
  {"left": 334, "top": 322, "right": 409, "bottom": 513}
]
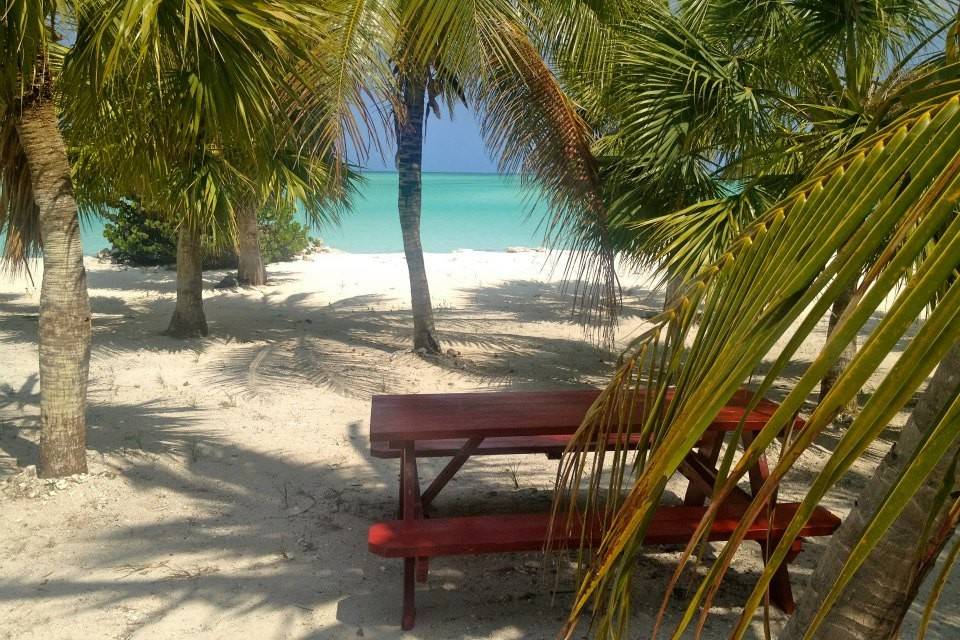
[{"left": 357, "top": 169, "right": 513, "bottom": 176}]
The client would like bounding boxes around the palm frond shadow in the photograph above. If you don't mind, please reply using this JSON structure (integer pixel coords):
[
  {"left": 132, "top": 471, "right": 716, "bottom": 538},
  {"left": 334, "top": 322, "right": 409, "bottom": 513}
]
[
  {"left": 458, "top": 279, "right": 661, "bottom": 324},
  {"left": 198, "top": 280, "right": 662, "bottom": 398},
  {"left": 0, "top": 415, "right": 611, "bottom": 638},
  {"left": 0, "top": 272, "right": 853, "bottom": 636},
  {"left": 0, "top": 373, "right": 213, "bottom": 471}
]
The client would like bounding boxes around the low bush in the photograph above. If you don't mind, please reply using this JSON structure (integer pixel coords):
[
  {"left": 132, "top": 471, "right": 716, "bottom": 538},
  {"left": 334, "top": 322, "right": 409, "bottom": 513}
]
[
  {"left": 102, "top": 199, "right": 313, "bottom": 267},
  {"left": 102, "top": 200, "right": 178, "bottom": 266},
  {"left": 258, "top": 202, "right": 312, "bottom": 263}
]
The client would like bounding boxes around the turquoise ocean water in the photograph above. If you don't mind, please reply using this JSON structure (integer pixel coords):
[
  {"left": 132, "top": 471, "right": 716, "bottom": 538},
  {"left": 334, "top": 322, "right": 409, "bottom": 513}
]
[{"left": 78, "top": 172, "right": 549, "bottom": 255}]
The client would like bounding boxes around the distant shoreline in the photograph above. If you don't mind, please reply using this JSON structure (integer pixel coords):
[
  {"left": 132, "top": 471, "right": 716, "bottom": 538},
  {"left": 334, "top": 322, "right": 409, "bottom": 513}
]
[
  {"left": 356, "top": 169, "right": 517, "bottom": 177},
  {"left": 78, "top": 172, "right": 548, "bottom": 256},
  {"left": 83, "top": 246, "right": 550, "bottom": 268}
]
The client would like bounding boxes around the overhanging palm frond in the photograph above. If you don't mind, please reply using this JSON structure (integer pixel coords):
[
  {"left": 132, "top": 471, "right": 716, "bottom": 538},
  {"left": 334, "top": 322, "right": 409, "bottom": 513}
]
[
  {"left": 793, "top": 0, "right": 946, "bottom": 66},
  {"left": 526, "top": 0, "right": 620, "bottom": 120},
  {"left": 0, "top": 115, "right": 40, "bottom": 268},
  {"left": 387, "top": 0, "right": 621, "bottom": 335},
  {"left": 292, "top": 0, "right": 396, "bottom": 172},
  {"left": 259, "top": 147, "right": 358, "bottom": 231},
  {"left": 0, "top": 0, "right": 57, "bottom": 267},
  {"left": 71, "top": 0, "right": 327, "bottom": 140},
  {"left": 472, "top": 11, "right": 619, "bottom": 335},
  {"left": 593, "top": 3, "right": 795, "bottom": 283},
  {"left": 614, "top": 182, "right": 777, "bottom": 288},
  {"left": 554, "top": 80, "right": 960, "bottom": 639},
  {"left": 64, "top": 0, "right": 359, "bottom": 251}
]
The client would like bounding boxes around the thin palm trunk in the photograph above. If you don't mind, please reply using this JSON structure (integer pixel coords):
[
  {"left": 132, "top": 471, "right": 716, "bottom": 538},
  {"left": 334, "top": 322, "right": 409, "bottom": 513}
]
[
  {"left": 236, "top": 198, "right": 266, "bottom": 286},
  {"left": 663, "top": 273, "right": 683, "bottom": 310},
  {"left": 781, "top": 342, "right": 960, "bottom": 640},
  {"left": 166, "top": 225, "right": 208, "bottom": 338},
  {"left": 16, "top": 100, "right": 91, "bottom": 478},
  {"left": 397, "top": 73, "right": 441, "bottom": 353},
  {"left": 820, "top": 281, "right": 860, "bottom": 417}
]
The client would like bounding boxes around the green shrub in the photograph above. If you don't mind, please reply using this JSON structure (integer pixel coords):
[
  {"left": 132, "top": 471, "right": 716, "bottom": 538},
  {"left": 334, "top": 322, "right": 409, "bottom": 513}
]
[
  {"left": 102, "top": 198, "right": 313, "bottom": 268},
  {"left": 102, "top": 200, "right": 178, "bottom": 266},
  {"left": 258, "top": 202, "right": 311, "bottom": 263}
]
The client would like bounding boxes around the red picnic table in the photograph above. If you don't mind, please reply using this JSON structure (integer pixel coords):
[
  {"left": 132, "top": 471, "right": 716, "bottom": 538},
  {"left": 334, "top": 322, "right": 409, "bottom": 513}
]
[{"left": 367, "top": 389, "right": 841, "bottom": 630}]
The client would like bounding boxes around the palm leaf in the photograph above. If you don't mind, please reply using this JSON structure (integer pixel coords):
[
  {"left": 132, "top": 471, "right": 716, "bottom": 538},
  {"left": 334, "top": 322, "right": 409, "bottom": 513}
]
[
  {"left": 554, "top": 83, "right": 960, "bottom": 639},
  {"left": 0, "top": 0, "right": 56, "bottom": 267},
  {"left": 472, "top": 11, "right": 619, "bottom": 334},
  {"left": 395, "top": 0, "right": 622, "bottom": 334}
]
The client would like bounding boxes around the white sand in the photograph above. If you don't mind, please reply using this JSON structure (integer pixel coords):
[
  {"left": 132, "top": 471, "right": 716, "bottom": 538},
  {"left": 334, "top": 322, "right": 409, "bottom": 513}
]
[{"left": 0, "top": 252, "right": 955, "bottom": 639}]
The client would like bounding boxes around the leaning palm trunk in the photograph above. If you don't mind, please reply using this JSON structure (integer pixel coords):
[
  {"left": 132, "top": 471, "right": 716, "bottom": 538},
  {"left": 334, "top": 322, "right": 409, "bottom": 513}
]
[
  {"left": 781, "top": 342, "right": 960, "bottom": 640},
  {"left": 236, "top": 199, "right": 266, "bottom": 286},
  {"left": 819, "top": 281, "right": 860, "bottom": 417},
  {"left": 663, "top": 273, "right": 684, "bottom": 311},
  {"left": 397, "top": 72, "right": 441, "bottom": 353},
  {"left": 166, "top": 225, "right": 208, "bottom": 338},
  {"left": 17, "top": 101, "right": 91, "bottom": 478}
]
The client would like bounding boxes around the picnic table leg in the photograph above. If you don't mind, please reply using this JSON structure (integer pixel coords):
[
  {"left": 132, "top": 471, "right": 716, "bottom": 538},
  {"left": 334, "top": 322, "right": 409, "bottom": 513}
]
[
  {"left": 397, "top": 465, "right": 404, "bottom": 520},
  {"left": 741, "top": 431, "right": 796, "bottom": 614},
  {"left": 414, "top": 482, "right": 429, "bottom": 584},
  {"left": 401, "top": 443, "right": 422, "bottom": 630},
  {"left": 683, "top": 431, "right": 724, "bottom": 506}
]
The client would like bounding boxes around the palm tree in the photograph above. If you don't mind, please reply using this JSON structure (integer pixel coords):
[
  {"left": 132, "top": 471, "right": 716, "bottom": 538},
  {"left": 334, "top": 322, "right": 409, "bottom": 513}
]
[
  {"left": 562, "top": 2, "right": 945, "bottom": 398},
  {"left": 235, "top": 200, "right": 267, "bottom": 286},
  {"left": 780, "top": 342, "right": 960, "bottom": 639},
  {"left": 539, "top": 1, "right": 960, "bottom": 636},
  {"left": 395, "top": 67, "right": 441, "bottom": 352},
  {"left": 555, "top": 66, "right": 960, "bottom": 637},
  {"left": 346, "top": 0, "right": 619, "bottom": 352},
  {"left": 66, "top": 1, "right": 348, "bottom": 339},
  {"left": 233, "top": 153, "right": 352, "bottom": 289},
  {"left": 1, "top": 2, "right": 91, "bottom": 477},
  {"left": 0, "top": 0, "right": 364, "bottom": 475}
]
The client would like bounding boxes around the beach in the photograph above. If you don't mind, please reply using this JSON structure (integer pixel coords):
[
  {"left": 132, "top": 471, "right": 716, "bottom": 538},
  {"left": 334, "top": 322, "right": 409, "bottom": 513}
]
[{"left": 0, "top": 251, "right": 955, "bottom": 639}]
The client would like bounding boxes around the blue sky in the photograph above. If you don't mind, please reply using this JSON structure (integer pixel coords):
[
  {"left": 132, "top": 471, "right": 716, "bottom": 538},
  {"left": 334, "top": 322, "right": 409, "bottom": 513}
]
[{"left": 358, "top": 103, "right": 498, "bottom": 174}]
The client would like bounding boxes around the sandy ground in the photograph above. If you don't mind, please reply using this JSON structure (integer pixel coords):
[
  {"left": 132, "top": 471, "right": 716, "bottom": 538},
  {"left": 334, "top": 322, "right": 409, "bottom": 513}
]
[{"left": 0, "top": 250, "right": 956, "bottom": 640}]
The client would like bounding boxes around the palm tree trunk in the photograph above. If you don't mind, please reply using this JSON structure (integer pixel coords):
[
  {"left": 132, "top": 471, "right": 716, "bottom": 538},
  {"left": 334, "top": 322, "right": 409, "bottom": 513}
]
[
  {"left": 820, "top": 281, "right": 860, "bottom": 418},
  {"left": 397, "top": 72, "right": 441, "bottom": 353},
  {"left": 16, "top": 101, "right": 91, "bottom": 478},
  {"left": 236, "top": 198, "right": 266, "bottom": 286},
  {"left": 663, "top": 273, "right": 683, "bottom": 310},
  {"left": 166, "top": 225, "right": 208, "bottom": 338},
  {"left": 781, "top": 342, "right": 960, "bottom": 640}
]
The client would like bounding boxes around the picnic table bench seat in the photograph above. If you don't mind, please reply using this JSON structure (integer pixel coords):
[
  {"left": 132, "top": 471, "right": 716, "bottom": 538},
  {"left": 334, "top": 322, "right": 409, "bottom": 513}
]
[{"left": 368, "top": 502, "right": 841, "bottom": 557}]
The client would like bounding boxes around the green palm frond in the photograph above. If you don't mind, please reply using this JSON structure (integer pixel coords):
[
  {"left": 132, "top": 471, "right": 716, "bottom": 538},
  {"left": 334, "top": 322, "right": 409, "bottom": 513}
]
[
  {"left": 0, "top": 0, "right": 58, "bottom": 266},
  {"left": 554, "top": 84, "right": 960, "bottom": 639},
  {"left": 0, "top": 115, "right": 40, "bottom": 268},
  {"left": 793, "top": 0, "right": 946, "bottom": 66},
  {"left": 63, "top": 1, "right": 358, "bottom": 250},
  {"left": 594, "top": 3, "right": 794, "bottom": 255},
  {"left": 584, "top": 0, "right": 957, "bottom": 307},
  {"left": 526, "top": 0, "right": 620, "bottom": 120},
  {"left": 0, "top": 0, "right": 54, "bottom": 107},
  {"left": 472, "top": 11, "right": 618, "bottom": 332},
  {"left": 68, "top": 1, "right": 326, "bottom": 141},
  {"left": 292, "top": 0, "right": 397, "bottom": 170},
  {"left": 615, "top": 182, "right": 777, "bottom": 287}
]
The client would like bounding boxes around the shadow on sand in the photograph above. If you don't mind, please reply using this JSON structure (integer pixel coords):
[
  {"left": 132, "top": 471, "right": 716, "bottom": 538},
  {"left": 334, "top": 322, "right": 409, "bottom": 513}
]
[{"left": 0, "top": 265, "right": 948, "bottom": 638}]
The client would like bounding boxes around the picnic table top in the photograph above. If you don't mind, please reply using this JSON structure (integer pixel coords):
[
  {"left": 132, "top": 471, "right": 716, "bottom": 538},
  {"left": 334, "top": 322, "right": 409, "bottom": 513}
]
[{"left": 370, "top": 388, "right": 792, "bottom": 444}]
